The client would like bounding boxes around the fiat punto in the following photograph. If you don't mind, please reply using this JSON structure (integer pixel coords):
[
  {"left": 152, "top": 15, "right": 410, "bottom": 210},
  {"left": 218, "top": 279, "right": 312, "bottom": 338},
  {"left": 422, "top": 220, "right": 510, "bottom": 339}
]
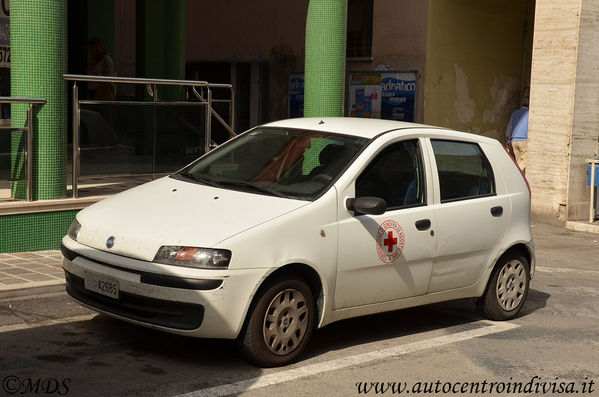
[{"left": 62, "top": 117, "right": 534, "bottom": 367}]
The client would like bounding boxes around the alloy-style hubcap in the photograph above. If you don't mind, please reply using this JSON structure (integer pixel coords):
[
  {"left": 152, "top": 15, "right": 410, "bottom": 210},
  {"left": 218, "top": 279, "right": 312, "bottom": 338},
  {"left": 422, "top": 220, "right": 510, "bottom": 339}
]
[
  {"left": 496, "top": 259, "right": 527, "bottom": 311},
  {"left": 263, "top": 288, "right": 309, "bottom": 356}
]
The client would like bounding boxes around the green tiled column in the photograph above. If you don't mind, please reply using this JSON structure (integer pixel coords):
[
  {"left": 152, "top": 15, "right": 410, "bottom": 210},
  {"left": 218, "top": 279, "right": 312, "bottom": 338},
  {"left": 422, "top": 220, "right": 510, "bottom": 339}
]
[
  {"left": 10, "top": 0, "right": 67, "bottom": 200},
  {"left": 304, "top": 0, "right": 347, "bottom": 117}
]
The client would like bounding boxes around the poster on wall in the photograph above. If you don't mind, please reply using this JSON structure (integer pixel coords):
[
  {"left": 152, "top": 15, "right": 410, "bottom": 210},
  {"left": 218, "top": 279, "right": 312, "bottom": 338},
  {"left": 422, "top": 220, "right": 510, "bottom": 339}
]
[
  {"left": 348, "top": 71, "right": 417, "bottom": 122},
  {"left": 288, "top": 74, "right": 304, "bottom": 118},
  {"left": 348, "top": 73, "right": 381, "bottom": 118}
]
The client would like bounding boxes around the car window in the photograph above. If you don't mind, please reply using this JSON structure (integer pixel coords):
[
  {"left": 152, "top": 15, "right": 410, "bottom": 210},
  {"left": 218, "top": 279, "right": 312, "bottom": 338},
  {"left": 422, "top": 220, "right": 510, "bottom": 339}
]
[
  {"left": 431, "top": 140, "right": 495, "bottom": 203},
  {"left": 180, "top": 128, "right": 369, "bottom": 200},
  {"left": 355, "top": 140, "right": 425, "bottom": 209}
]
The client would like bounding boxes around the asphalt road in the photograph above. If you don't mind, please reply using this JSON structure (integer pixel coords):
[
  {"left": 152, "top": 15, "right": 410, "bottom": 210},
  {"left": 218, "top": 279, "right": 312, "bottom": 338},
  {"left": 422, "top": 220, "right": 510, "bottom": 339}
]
[{"left": 0, "top": 222, "right": 598, "bottom": 396}]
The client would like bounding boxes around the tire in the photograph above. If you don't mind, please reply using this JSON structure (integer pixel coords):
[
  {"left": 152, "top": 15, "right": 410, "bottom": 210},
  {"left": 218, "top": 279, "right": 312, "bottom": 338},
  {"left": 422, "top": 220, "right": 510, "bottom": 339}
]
[
  {"left": 479, "top": 252, "right": 530, "bottom": 320},
  {"left": 238, "top": 278, "right": 315, "bottom": 367}
]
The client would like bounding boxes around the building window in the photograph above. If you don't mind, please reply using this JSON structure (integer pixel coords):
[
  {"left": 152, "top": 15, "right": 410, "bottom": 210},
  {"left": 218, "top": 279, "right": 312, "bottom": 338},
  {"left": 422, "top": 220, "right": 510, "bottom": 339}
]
[{"left": 347, "top": 0, "right": 373, "bottom": 59}]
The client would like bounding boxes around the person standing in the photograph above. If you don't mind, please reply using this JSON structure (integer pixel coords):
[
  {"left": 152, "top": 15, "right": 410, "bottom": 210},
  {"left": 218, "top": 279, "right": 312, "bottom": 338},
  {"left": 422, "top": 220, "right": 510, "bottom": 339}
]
[
  {"left": 506, "top": 104, "right": 529, "bottom": 173},
  {"left": 86, "top": 38, "right": 115, "bottom": 100}
]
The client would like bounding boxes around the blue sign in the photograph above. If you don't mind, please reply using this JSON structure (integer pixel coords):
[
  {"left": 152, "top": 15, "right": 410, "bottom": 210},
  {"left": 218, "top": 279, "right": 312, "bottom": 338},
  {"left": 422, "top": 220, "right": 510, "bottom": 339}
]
[
  {"left": 289, "top": 75, "right": 304, "bottom": 118},
  {"left": 381, "top": 77, "right": 417, "bottom": 122}
]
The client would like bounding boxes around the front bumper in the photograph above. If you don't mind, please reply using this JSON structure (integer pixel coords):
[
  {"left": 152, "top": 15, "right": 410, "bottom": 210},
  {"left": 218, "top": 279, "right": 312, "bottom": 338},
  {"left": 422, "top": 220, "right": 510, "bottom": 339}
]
[
  {"left": 61, "top": 236, "right": 268, "bottom": 339},
  {"left": 65, "top": 270, "right": 206, "bottom": 330}
]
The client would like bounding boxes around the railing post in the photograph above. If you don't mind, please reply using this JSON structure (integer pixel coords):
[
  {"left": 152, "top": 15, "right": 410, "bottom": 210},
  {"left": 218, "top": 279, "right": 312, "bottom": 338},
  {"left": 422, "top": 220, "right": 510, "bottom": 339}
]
[
  {"left": 590, "top": 161, "right": 596, "bottom": 223},
  {"left": 205, "top": 87, "right": 212, "bottom": 154},
  {"left": 152, "top": 85, "right": 158, "bottom": 178},
  {"left": 72, "top": 83, "right": 80, "bottom": 199},
  {"left": 230, "top": 87, "right": 235, "bottom": 133},
  {"left": 26, "top": 105, "right": 33, "bottom": 202}
]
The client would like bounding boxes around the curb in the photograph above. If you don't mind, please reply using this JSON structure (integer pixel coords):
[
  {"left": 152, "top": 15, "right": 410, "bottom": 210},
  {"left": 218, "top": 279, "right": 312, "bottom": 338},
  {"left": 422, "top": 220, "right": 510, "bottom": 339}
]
[
  {"left": 565, "top": 221, "right": 599, "bottom": 234},
  {"left": 0, "top": 280, "right": 65, "bottom": 300}
]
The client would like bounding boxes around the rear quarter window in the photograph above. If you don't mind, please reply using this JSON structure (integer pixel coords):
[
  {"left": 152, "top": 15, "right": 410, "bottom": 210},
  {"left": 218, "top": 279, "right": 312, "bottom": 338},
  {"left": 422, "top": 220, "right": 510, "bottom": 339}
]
[{"left": 431, "top": 140, "right": 495, "bottom": 203}]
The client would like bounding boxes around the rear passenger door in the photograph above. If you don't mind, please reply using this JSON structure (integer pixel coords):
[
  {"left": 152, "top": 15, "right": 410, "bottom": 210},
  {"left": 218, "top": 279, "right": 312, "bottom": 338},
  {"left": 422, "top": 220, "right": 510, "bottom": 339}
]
[{"left": 427, "top": 139, "right": 510, "bottom": 293}]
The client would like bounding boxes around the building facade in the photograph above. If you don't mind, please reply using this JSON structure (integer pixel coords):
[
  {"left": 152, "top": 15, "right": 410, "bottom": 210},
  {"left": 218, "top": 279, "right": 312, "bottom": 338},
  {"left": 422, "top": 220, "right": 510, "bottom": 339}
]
[{"left": 0, "top": 0, "right": 597, "bottom": 253}]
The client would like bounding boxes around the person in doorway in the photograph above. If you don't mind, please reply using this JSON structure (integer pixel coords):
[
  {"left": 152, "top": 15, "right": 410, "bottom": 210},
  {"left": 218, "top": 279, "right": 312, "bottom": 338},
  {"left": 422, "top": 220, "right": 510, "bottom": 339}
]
[
  {"left": 86, "top": 37, "right": 115, "bottom": 100},
  {"left": 83, "top": 38, "right": 118, "bottom": 147},
  {"left": 506, "top": 104, "right": 529, "bottom": 173}
]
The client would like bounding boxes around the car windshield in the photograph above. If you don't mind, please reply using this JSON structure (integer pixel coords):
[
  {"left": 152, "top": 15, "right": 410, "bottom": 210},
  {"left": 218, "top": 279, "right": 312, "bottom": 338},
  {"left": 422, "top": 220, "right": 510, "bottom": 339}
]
[{"left": 177, "top": 127, "right": 369, "bottom": 200}]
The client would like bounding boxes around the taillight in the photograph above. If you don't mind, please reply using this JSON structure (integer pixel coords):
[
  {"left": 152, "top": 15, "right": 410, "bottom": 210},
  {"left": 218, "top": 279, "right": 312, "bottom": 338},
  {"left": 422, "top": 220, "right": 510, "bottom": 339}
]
[{"left": 504, "top": 145, "right": 531, "bottom": 197}]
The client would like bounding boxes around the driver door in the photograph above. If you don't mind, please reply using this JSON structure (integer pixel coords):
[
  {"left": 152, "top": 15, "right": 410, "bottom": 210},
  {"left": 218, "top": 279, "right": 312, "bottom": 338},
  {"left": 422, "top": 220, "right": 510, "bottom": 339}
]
[{"left": 334, "top": 139, "right": 437, "bottom": 309}]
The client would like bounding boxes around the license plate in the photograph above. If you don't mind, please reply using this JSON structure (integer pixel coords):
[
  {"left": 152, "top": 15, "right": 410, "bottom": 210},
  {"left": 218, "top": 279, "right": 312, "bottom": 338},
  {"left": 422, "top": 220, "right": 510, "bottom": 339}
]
[{"left": 84, "top": 272, "right": 119, "bottom": 299}]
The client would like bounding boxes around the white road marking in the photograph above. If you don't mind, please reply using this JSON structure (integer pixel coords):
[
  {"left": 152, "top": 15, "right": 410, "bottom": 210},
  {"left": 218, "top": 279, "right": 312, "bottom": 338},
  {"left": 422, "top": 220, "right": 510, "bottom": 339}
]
[
  {"left": 537, "top": 266, "right": 599, "bottom": 277},
  {"left": 0, "top": 314, "right": 97, "bottom": 333},
  {"left": 177, "top": 320, "right": 519, "bottom": 397}
]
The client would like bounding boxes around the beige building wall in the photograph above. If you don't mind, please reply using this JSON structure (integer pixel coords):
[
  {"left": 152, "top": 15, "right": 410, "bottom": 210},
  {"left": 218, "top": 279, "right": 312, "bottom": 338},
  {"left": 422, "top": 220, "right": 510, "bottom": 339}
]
[
  {"left": 348, "top": 0, "right": 429, "bottom": 122},
  {"left": 566, "top": 1, "right": 599, "bottom": 221},
  {"left": 186, "top": 1, "right": 307, "bottom": 122},
  {"left": 423, "top": 0, "right": 530, "bottom": 142},
  {"left": 528, "top": 0, "right": 599, "bottom": 221},
  {"left": 186, "top": 1, "right": 306, "bottom": 62}
]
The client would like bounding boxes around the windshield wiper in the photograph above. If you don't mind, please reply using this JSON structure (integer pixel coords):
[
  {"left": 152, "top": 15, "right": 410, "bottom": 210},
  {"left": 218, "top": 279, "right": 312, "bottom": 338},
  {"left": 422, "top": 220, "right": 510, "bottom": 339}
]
[
  {"left": 218, "top": 180, "right": 288, "bottom": 198},
  {"left": 178, "top": 172, "right": 223, "bottom": 188}
]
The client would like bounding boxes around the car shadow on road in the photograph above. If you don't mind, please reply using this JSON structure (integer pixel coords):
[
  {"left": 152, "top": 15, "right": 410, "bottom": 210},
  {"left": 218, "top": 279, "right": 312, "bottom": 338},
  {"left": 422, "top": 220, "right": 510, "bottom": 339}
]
[
  {"left": 520, "top": 287, "right": 550, "bottom": 316},
  {"left": 304, "top": 290, "right": 550, "bottom": 359}
]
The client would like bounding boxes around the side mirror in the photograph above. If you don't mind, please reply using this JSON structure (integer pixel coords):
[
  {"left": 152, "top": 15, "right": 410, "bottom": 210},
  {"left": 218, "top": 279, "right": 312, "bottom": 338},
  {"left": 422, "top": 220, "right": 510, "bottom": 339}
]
[{"left": 346, "top": 196, "right": 387, "bottom": 215}]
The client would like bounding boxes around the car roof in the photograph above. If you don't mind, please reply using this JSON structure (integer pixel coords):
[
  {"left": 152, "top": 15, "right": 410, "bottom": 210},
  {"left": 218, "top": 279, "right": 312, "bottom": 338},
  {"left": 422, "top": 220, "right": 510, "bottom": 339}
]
[{"left": 262, "top": 117, "right": 494, "bottom": 143}]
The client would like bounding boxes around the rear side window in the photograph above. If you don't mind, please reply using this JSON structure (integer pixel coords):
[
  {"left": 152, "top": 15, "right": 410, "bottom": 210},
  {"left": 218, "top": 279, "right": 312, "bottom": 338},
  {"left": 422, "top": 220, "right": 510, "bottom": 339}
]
[
  {"left": 431, "top": 140, "right": 495, "bottom": 203},
  {"left": 356, "top": 140, "right": 425, "bottom": 209}
]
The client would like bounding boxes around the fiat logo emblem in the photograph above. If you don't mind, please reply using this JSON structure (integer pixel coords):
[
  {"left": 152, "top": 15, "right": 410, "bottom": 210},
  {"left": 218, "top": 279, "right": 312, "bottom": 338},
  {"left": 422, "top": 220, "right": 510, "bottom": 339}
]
[{"left": 106, "top": 236, "right": 115, "bottom": 249}]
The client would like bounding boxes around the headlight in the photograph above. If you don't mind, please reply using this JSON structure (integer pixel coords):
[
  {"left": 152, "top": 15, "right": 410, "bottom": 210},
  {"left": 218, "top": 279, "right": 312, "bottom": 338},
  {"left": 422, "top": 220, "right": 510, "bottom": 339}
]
[
  {"left": 68, "top": 219, "right": 81, "bottom": 241},
  {"left": 154, "top": 246, "right": 232, "bottom": 269}
]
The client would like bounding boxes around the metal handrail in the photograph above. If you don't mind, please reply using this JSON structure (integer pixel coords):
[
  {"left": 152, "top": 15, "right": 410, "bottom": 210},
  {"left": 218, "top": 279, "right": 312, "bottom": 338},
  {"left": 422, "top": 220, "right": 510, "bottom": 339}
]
[
  {"left": 63, "top": 74, "right": 234, "bottom": 90},
  {"left": 63, "top": 74, "right": 235, "bottom": 199},
  {"left": 64, "top": 74, "right": 208, "bottom": 87},
  {"left": 191, "top": 87, "right": 236, "bottom": 138},
  {"left": 0, "top": 96, "right": 47, "bottom": 201},
  {"left": 0, "top": 97, "right": 46, "bottom": 104}
]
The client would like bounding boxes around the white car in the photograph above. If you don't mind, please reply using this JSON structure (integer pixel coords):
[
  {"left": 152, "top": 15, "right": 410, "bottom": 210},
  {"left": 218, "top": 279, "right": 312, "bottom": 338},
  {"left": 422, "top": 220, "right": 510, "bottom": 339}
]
[{"left": 62, "top": 117, "right": 534, "bottom": 367}]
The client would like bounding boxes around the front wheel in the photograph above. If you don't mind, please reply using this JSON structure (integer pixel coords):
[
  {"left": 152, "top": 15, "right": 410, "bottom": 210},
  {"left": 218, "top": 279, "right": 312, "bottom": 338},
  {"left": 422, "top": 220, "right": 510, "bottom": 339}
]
[
  {"left": 238, "top": 278, "right": 315, "bottom": 367},
  {"left": 479, "top": 252, "right": 530, "bottom": 320}
]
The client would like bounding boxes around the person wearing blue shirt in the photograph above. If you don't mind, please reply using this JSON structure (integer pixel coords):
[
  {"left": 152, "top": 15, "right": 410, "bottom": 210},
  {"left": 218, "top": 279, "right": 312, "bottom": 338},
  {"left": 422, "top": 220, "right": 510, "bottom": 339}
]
[{"left": 505, "top": 105, "right": 529, "bottom": 173}]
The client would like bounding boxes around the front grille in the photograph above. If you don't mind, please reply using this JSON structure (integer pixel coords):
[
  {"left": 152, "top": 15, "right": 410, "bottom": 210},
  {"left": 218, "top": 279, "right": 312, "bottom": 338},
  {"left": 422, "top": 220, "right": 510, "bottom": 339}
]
[
  {"left": 61, "top": 244, "right": 223, "bottom": 291},
  {"left": 65, "top": 271, "right": 204, "bottom": 331}
]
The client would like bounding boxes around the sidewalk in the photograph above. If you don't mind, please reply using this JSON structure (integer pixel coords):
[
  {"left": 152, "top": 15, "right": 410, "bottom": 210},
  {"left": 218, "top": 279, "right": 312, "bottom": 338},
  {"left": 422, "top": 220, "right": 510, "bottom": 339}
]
[{"left": 0, "top": 251, "right": 64, "bottom": 293}]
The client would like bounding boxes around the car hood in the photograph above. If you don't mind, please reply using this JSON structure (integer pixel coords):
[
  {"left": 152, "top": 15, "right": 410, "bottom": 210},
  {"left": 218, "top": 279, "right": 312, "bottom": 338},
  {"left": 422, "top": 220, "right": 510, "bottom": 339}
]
[{"left": 76, "top": 176, "right": 309, "bottom": 262}]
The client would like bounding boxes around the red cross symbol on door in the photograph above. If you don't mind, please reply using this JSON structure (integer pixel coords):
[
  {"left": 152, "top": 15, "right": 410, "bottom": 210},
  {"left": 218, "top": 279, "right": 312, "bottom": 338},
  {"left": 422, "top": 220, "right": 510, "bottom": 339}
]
[{"left": 383, "top": 231, "right": 397, "bottom": 252}]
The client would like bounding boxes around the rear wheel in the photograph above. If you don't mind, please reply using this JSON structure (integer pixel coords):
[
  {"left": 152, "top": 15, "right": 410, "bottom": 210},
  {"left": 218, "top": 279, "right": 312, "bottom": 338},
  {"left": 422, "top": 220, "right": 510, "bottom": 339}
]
[
  {"left": 238, "top": 278, "right": 315, "bottom": 367},
  {"left": 479, "top": 252, "right": 530, "bottom": 320}
]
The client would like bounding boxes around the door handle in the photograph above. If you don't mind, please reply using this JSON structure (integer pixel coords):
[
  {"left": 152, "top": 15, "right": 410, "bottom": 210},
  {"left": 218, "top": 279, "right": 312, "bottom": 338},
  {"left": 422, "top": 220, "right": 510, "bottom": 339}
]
[
  {"left": 415, "top": 219, "right": 431, "bottom": 231},
  {"left": 490, "top": 206, "right": 503, "bottom": 217}
]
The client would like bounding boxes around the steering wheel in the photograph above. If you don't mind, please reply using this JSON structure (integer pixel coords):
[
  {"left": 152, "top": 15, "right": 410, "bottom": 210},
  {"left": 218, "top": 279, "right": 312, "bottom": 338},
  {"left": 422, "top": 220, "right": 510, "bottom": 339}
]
[{"left": 311, "top": 173, "right": 333, "bottom": 184}]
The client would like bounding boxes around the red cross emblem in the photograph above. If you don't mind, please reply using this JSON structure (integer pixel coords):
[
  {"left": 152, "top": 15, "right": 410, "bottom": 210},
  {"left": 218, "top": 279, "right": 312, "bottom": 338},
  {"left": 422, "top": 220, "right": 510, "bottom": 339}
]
[
  {"left": 376, "top": 220, "right": 405, "bottom": 263},
  {"left": 384, "top": 231, "right": 397, "bottom": 252}
]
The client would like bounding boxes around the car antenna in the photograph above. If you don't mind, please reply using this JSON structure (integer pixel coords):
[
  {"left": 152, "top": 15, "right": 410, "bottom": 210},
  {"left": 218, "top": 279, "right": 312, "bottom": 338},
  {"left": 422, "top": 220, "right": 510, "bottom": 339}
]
[{"left": 319, "top": 120, "right": 324, "bottom": 124}]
